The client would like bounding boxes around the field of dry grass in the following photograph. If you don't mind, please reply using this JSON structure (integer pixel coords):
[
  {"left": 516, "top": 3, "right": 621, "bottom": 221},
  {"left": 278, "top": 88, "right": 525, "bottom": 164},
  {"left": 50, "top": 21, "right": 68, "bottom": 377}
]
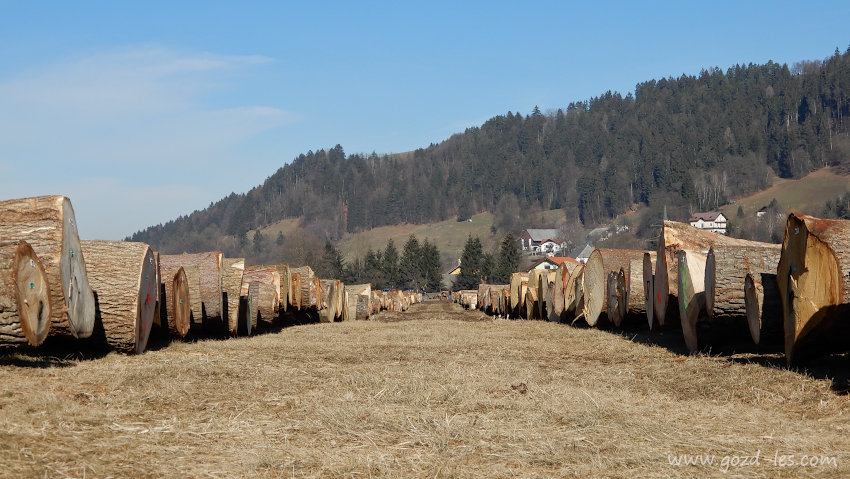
[{"left": 2, "top": 301, "right": 849, "bottom": 478}]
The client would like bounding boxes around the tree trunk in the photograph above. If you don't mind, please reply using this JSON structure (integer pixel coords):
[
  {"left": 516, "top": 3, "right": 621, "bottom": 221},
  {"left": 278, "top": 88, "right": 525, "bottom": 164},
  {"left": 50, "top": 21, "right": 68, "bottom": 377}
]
[
  {"left": 159, "top": 252, "right": 223, "bottom": 327},
  {"left": 291, "top": 266, "right": 319, "bottom": 310},
  {"left": 0, "top": 196, "right": 95, "bottom": 339},
  {"left": 0, "top": 241, "right": 51, "bottom": 346},
  {"left": 744, "top": 272, "right": 781, "bottom": 345},
  {"left": 80, "top": 240, "right": 157, "bottom": 354},
  {"left": 705, "top": 243, "right": 781, "bottom": 344},
  {"left": 344, "top": 284, "right": 371, "bottom": 321},
  {"left": 777, "top": 213, "right": 850, "bottom": 364},
  {"left": 247, "top": 281, "right": 277, "bottom": 325},
  {"left": 509, "top": 272, "right": 528, "bottom": 318},
  {"left": 606, "top": 271, "right": 621, "bottom": 326},
  {"left": 677, "top": 250, "right": 708, "bottom": 353},
  {"left": 654, "top": 221, "right": 754, "bottom": 327},
  {"left": 165, "top": 266, "right": 191, "bottom": 339},
  {"left": 221, "top": 258, "right": 245, "bottom": 336},
  {"left": 243, "top": 266, "right": 280, "bottom": 313},
  {"left": 642, "top": 253, "right": 655, "bottom": 329},
  {"left": 565, "top": 264, "right": 584, "bottom": 317},
  {"left": 582, "top": 248, "right": 648, "bottom": 327}
]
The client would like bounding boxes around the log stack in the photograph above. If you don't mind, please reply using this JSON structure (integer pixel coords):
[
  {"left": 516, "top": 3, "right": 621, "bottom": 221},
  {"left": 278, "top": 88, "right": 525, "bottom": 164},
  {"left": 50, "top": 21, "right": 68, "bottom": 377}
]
[
  {"left": 159, "top": 252, "right": 223, "bottom": 330},
  {"left": 221, "top": 258, "right": 245, "bottom": 336},
  {"left": 247, "top": 281, "right": 277, "bottom": 325},
  {"left": 777, "top": 213, "right": 850, "bottom": 364},
  {"left": 509, "top": 272, "right": 529, "bottom": 318},
  {"left": 0, "top": 241, "right": 51, "bottom": 347},
  {"left": 677, "top": 249, "right": 708, "bottom": 352},
  {"left": 320, "top": 279, "right": 344, "bottom": 323},
  {"left": 0, "top": 195, "right": 95, "bottom": 339},
  {"left": 291, "top": 266, "right": 319, "bottom": 310},
  {"left": 243, "top": 266, "right": 280, "bottom": 313},
  {"left": 160, "top": 264, "right": 191, "bottom": 339},
  {"left": 81, "top": 240, "right": 157, "bottom": 354},
  {"left": 565, "top": 264, "right": 584, "bottom": 320}
]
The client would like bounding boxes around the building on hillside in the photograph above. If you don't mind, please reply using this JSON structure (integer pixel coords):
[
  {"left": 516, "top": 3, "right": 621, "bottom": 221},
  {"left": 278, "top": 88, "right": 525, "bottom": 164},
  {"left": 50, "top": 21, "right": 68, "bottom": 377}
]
[
  {"left": 519, "top": 228, "right": 565, "bottom": 254},
  {"left": 688, "top": 211, "right": 728, "bottom": 234},
  {"left": 756, "top": 206, "right": 767, "bottom": 218},
  {"left": 571, "top": 243, "right": 594, "bottom": 264},
  {"left": 526, "top": 256, "right": 581, "bottom": 272}
]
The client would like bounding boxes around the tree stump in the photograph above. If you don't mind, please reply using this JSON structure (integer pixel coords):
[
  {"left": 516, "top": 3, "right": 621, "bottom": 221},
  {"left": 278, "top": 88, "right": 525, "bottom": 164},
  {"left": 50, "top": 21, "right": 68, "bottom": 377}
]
[
  {"left": 81, "top": 240, "right": 157, "bottom": 354},
  {"left": 0, "top": 241, "right": 51, "bottom": 346},
  {"left": 0, "top": 196, "right": 95, "bottom": 338}
]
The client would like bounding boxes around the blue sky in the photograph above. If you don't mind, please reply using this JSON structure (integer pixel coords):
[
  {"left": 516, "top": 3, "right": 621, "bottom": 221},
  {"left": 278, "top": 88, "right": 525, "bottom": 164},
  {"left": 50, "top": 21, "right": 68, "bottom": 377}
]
[{"left": 1, "top": 1, "right": 848, "bottom": 239}]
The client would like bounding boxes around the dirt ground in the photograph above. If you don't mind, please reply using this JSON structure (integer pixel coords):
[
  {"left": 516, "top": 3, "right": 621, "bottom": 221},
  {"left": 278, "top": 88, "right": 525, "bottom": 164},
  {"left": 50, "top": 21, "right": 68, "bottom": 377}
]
[{"left": 1, "top": 301, "right": 849, "bottom": 478}]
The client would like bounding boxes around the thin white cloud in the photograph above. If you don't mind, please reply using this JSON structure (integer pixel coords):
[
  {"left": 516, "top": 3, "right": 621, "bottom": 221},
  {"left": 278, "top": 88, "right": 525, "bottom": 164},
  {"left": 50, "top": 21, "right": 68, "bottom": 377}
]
[{"left": 0, "top": 46, "right": 296, "bottom": 238}]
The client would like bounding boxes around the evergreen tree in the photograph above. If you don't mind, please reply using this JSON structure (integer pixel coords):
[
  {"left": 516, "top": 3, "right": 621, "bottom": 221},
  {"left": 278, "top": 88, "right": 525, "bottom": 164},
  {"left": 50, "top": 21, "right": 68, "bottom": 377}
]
[
  {"left": 399, "top": 235, "right": 422, "bottom": 289},
  {"left": 364, "top": 249, "right": 385, "bottom": 290},
  {"left": 420, "top": 239, "right": 443, "bottom": 292},
  {"left": 276, "top": 231, "right": 285, "bottom": 246},
  {"left": 453, "top": 235, "right": 483, "bottom": 290},
  {"left": 382, "top": 239, "right": 400, "bottom": 289},
  {"left": 252, "top": 230, "right": 265, "bottom": 256},
  {"left": 479, "top": 252, "right": 495, "bottom": 284},
  {"left": 318, "top": 241, "right": 346, "bottom": 280},
  {"left": 495, "top": 233, "right": 521, "bottom": 283}
]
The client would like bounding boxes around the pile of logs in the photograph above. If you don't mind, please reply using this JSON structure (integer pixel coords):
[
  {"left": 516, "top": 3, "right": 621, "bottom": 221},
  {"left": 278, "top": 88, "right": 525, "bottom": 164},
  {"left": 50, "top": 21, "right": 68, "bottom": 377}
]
[{"left": 0, "top": 195, "right": 379, "bottom": 356}]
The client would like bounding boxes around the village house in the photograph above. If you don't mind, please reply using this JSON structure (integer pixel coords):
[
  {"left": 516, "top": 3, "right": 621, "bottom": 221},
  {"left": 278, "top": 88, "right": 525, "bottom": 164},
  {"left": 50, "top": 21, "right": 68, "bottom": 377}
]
[
  {"left": 526, "top": 256, "right": 581, "bottom": 272},
  {"left": 688, "top": 211, "right": 728, "bottom": 234},
  {"left": 518, "top": 229, "right": 567, "bottom": 255}
]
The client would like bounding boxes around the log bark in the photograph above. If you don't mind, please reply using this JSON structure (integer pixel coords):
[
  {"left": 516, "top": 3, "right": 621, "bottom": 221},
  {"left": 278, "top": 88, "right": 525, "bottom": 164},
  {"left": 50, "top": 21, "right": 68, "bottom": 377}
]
[
  {"left": 0, "top": 195, "right": 95, "bottom": 338},
  {"left": 153, "top": 252, "right": 162, "bottom": 329},
  {"left": 582, "top": 248, "right": 648, "bottom": 327},
  {"left": 565, "top": 264, "right": 584, "bottom": 317},
  {"left": 243, "top": 266, "right": 280, "bottom": 313},
  {"left": 164, "top": 266, "right": 191, "bottom": 339},
  {"left": 0, "top": 241, "right": 51, "bottom": 346},
  {"left": 159, "top": 255, "right": 201, "bottom": 324},
  {"left": 677, "top": 250, "right": 708, "bottom": 353},
  {"left": 509, "top": 272, "right": 528, "bottom": 318},
  {"left": 159, "top": 252, "right": 222, "bottom": 326},
  {"left": 291, "top": 266, "right": 319, "bottom": 310},
  {"left": 744, "top": 272, "right": 781, "bottom": 345},
  {"left": 221, "top": 258, "right": 245, "bottom": 336},
  {"left": 653, "top": 220, "right": 754, "bottom": 328},
  {"left": 642, "top": 253, "right": 655, "bottom": 329},
  {"left": 81, "top": 240, "right": 157, "bottom": 354},
  {"left": 344, "top": 284, "right": 371, "bottom": 321},
  {"left": 537, "top": 270, "right": 556, "bottom": 321},
  {"left": 777, "top": 213, "right": 850, "bottom": 364},
  {"left": 247, "top": 281, "right": 277, "bottom": 325},
  {"left": 705, "top": 243, "right": 781, "bottom": 344},
  {"left": 704, "top": 243, "right": 781, "bottom": 319},
  {"left": 606, "top": 271, "right": 621, "bottom": 326},
  {"left": 551, "top": 263, "right": 569, "bottom": 321}
]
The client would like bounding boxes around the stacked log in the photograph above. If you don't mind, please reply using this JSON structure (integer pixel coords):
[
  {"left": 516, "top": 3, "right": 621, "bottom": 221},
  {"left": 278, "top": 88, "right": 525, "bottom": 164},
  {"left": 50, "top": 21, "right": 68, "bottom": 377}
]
[
  {"left": 291, "top": 266, "right": 319, "bottom": 310},
  {"left": 537, "top": 270, "right": 556, "bottom": 321},
  {"left": 582, "top": 248, "right": 647, "bottom": 327},
  {"left": 745, "top": 271, "right": 781, "bottom": 346},
  {"left": 243, "top": 266, "right": 280, "bottom": 313},
  {"left": 565, "top": 264, "right": 584, "bottom": 319},
  {"left": 290, "top": 272, "right": 302, "bottom": 310},
  {"left": 159, "top": 255, "right": 201, "bottom": 324},
  {"left": 457, "top": 290, "right": 477, "bottom": 309},
  {"left": 0, "top": 195, "right": 95, "bottom": 339},
  {"left": 320, "top": 279, "right": 344, "bottom": 323},
  {"left": 525, "top": 270, "right": 544, "bottom": 319},
  {"left": 642, "top": 253, "right": 655, "bottom": 328},
  {"left": 153, "top": 252, "right": 162, "bottom": 329},
  {"left": 247, "top": 281, "right": 277, "bottom": 325},
  {"left": 81, "top": 240, "right": 157, "bottom": 354},
  {"left": 271, "top": 263, "right": 291, "bottom": 313},
  {"left": 159, "top": 252, "right": 223, "bottom": 328},
  {"left": 160, "top": 264, "right": 191, "bottom": 339},
  {"left": 509, "top": 272, "right": 529, "bottom": 318},
  {"left": 484, "top": 285, "right": 509, "bottom": 316},
  {"left": 221, "top": 258, "right": 245, "bottom": 336},
  {"left": 550, "top": 263, "right": 571, "bottom": 322},
  {"left": 777, "top": 213, "right": 850, "bottom": 364},
  {"left": 343, "top": 284, "right": 371, "bottom": 321},
  {"left": 653, "top": 221, "right": 753, "bottom": 327},
  {"left": 705, "top": 243, "right": 781, "bottom": 344},
  {"left": 0, "top": 241, "right": 51, "bottom": 346},
  {"left": 677, "top": 250, "right": 708, "bottom": 352}
]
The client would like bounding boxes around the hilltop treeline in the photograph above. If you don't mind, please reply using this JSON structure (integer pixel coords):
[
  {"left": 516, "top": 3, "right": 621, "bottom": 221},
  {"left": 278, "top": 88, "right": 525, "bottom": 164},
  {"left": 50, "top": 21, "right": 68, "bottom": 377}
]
[{"left": 130, "top": 47, "right": 850, "bottom": 258}]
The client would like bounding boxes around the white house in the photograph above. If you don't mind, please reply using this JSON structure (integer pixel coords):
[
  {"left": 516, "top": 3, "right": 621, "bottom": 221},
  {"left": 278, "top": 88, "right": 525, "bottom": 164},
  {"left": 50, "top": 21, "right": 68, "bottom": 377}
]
[{"left": 688, "top": 211, "right": 728, "bottom": 234}]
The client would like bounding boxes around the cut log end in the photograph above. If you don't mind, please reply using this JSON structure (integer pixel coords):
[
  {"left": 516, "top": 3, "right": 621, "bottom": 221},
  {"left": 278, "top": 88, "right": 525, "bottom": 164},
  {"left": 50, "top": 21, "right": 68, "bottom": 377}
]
[
  {"left": 643, "top": 253, "right": 654, "bottom": 330},
  {"left": 744, "top": 273, "right": 762, "bottom": 345},
  {"left": 1, "top": 241, "right": 52, "bottom": 346},
  {"left": 62, "top": 198, "right": 96, "bottom": 339}
]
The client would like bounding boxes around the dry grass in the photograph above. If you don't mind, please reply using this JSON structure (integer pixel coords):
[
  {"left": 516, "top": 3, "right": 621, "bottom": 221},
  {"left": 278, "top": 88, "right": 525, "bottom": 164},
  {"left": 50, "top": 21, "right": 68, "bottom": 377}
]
[
  {"left": 722, "top": 167, "right": 850, "bottom": 218},
  {"left": 1, "top": 302, "right": 849, "bottom": 478}
]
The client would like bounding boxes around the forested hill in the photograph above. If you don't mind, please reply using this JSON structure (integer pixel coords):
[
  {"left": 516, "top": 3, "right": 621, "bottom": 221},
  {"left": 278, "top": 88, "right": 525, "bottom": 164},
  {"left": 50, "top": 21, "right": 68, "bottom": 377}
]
[{"left": 130, "top": 48, "right": 850, "bottom": 258}]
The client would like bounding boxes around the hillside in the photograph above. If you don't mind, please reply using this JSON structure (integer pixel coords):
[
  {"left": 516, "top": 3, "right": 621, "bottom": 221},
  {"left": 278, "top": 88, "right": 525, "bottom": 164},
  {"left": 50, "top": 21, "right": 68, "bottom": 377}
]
[
  {"left": 721, "top": 167, "right": 850, "bottom": 218},
  {"left": 128, "top": 48, "right": 850, "bottom": 265}
]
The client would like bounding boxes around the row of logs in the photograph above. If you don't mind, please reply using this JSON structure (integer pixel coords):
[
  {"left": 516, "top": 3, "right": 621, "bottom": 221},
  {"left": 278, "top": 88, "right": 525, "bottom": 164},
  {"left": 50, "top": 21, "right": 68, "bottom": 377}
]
[
  {"left": 0, "top": 195, "right": 376, "bottom": 355},
  {"left": 460, "top": 214, "right": 850, "bottom": 365}
]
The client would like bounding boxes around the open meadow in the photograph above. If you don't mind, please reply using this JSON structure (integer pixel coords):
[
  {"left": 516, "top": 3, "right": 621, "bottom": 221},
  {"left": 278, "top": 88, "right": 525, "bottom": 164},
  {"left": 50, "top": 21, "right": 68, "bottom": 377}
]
[{"left": 1, "top": 301, "right": 849, "bottom": 478}]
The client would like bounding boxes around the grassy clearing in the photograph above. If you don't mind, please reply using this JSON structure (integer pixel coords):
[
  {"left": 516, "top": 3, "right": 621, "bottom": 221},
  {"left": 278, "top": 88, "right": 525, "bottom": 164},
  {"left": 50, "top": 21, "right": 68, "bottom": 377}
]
[
  {"left": 722, "top": 167, "right": 850, "bottom": 218},
  {"left": 1, "top": 302, "right": 848, "bottom": 478}
]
